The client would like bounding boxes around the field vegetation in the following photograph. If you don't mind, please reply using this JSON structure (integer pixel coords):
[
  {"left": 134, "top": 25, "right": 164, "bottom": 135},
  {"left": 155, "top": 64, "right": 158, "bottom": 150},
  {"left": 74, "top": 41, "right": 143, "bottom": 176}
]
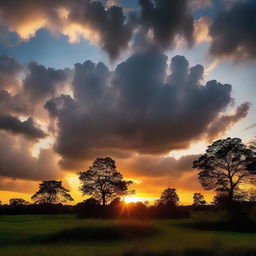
[{"left": 1, "top": 213, "right": 256, "bottom": 256}]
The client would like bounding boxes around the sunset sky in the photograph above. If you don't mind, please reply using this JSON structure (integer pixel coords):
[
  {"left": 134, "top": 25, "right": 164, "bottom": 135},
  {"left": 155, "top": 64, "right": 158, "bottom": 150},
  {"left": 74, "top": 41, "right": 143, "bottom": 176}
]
[{"left": 0, "top": 0, "right": 256, "bottom": 205}]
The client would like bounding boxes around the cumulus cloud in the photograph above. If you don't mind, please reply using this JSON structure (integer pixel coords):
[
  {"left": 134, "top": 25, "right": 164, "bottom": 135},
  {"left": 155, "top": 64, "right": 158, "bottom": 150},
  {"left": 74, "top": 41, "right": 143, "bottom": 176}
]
[
  {"left": 0, "top": 115, "right": 46, "bottom": 139},
  {"left": 23, "top": 62, "right": 70, "bottom": 103},
  {"left": 0, "top": 131, "right": 62, "bottom": 181},
  {"left": 0, "top": 0, "right": 198, "bottom": 59},
  {"left": 0, "top": 0, "right": 134, "bottom": 59},
  {"left": 44, "top": 49, "right": 246, "bottom": 169},
  {"left": 0, "top": 56, "right": 71, "bottom": 119},
  {"left": 209, "top": 0, "right": 256, "bottom": 60},
  {"left": 139, "top": 0, "right": 194, "bottom": 48},
  {"left": 0, "top": 90, "right": 28, "bottom": 115},
  {"left": 0, "top": 55, "right": 23, "bottom": 90}
]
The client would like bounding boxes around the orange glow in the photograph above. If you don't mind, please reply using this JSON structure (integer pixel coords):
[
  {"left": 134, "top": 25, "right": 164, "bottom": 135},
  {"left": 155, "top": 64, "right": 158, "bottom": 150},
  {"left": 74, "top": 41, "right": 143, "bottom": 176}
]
[{"left": 124, "top": 196, "right": 141, "bottom": 204}]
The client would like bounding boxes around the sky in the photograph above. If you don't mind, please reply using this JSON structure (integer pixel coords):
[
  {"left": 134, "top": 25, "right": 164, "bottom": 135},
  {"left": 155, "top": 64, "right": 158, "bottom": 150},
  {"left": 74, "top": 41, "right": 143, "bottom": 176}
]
[{"left": 0, "top": 0, "right": 256, "bottom": 205}]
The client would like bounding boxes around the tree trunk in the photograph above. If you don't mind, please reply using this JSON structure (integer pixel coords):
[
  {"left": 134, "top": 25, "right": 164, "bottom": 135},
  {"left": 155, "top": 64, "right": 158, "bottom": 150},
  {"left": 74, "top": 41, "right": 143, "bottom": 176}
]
[
  {"left": 229, "top": 187, "right": 234, "bottom": 201},
  {"left": 102, "top": 194, "right": 106, "bottom": 206}
]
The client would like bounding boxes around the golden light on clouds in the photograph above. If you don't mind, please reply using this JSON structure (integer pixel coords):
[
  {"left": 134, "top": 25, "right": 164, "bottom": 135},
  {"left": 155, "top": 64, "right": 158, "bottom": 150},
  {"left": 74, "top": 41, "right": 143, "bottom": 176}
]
[
  {"left": 62, "top": 23, "right": 101, "bottom": 45},
  {"left": 194, "top": 17, "right": 211, "bottom": 44},
  {"left": 170, "top": 141, "right": 208, "bottom": 159},
  {"left": 124, "top": 196, "right": 149, "bottom": 204},
  {"left": 205, "top": 59, "right": 219, "bottom": 73}
]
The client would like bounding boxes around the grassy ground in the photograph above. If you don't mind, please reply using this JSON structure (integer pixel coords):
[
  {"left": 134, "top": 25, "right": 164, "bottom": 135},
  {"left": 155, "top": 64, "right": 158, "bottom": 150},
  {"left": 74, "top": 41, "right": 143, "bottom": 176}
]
[{"left": 0, "top": 214, "right": 256, "bottom": 256}]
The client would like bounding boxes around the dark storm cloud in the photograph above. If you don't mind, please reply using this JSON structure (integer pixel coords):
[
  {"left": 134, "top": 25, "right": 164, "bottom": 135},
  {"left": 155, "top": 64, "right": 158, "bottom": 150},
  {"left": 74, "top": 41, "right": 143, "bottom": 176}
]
[
  {"left": 209, "top": 0, "right": 256, "bottom": 60},
  {"left": 139, "top": 0, "right": 194, "bottom": 48},
  {"left": 0, "top": 55, "right": 23, "bottom": 90},
  {"left": 0, "top": 131, "right": 62, "bottom": 181},
  {"left": 45, "top": 49, "right": 243, "bottom": 169},
  {"left": 73, "top": 60, "right": 110, "bottom": 103},
  {"left": 23, "top": 62, "right": 70, "bottom": 103},
  {"left": 67, "top": 1, "right": 133, "bottom": 59},
  {"left": 0, "top": 115, "right": 46, "bottom": 139}
]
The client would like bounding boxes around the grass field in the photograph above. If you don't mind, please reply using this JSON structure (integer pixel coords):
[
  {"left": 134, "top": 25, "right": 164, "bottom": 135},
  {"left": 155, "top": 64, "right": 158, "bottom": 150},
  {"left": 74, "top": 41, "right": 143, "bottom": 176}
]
[{"left": 0, "top": 214, "right": 256, "bottom": 256}]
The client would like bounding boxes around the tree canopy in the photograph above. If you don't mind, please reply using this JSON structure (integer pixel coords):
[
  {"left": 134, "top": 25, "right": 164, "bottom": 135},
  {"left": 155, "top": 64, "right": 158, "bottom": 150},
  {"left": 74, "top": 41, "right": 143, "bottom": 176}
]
[
  {"left": 193, "top": 137, "right": 256, "bottom": 201},
  {"left": 158, "top": 188, "right": 179, "bottom": 207},
  {"left": 31, "top": 180, "right": 74, "bottom": 204},
  {"left": 9, "top": 198, "right": 29, "bottom": 206},
  {"left": 79, "top": 157, "right": 133, "bottom": 205},
  {"left": 193, "top": 193, "right": 206, "bottom": 206}
]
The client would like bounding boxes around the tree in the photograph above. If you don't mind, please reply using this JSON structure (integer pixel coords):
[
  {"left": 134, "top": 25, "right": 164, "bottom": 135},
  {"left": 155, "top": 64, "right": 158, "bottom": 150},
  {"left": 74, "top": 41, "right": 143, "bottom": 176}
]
[
  {"left": 193, "top": 193, "right": 206, "bottom": 206},
  {"left": 9, "top": 198, "right": 29, "bottom": 206},
  {"left": 83, "top": 197, "right": 100, "bottom": 207},
  {"left": 79, "top": 157, "right": 133, "bottom": 206},
  {"left": 193, "top": 138, "right": 256, "bottom": 201},
  {"left": 31, "top": 180, "right": 73, "bottom": 204},
  {"left": 158, "top": 188, "right": 179, "bottom": 207}
]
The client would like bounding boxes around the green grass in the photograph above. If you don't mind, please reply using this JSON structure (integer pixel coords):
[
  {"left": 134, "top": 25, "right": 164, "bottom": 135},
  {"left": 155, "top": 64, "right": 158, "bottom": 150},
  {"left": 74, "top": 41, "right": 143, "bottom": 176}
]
[{"left": 0, "top": 214, "right": 256, "bottom": 256}]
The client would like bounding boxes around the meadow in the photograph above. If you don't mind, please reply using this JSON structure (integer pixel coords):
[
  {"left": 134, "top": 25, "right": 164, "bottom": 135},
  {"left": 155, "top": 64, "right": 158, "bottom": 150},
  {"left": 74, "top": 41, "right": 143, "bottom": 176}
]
[{"left": 1, "top": 214, "right": 256, "bottom": 256}]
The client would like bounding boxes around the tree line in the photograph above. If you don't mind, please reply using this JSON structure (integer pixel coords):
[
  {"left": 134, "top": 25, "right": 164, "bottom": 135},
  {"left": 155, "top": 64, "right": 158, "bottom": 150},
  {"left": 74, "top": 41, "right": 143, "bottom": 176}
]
[{"left": 1, "top": 137, "right": 256, "bottom": 217}]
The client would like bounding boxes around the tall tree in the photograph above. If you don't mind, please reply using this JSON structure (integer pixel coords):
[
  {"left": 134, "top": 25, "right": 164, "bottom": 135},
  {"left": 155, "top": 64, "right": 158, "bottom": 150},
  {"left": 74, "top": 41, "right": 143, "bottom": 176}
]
[
  {"left": 193, "top": 137, "right": 256, "bottom": 201},
  {"left": 193, "top": 193, "right": 206, "bottom": 206},
  {"left": 9, "top": 198, "right": 29, "bottom": 206},
  {"left": 31, "top": 180, "right": 73, "bottom": 204},
  {"left": 158, "top": 188, "right": 179, "bottom": 207},
  {"left": 79, "top": 157, "right": 133, "bottom": 206}
]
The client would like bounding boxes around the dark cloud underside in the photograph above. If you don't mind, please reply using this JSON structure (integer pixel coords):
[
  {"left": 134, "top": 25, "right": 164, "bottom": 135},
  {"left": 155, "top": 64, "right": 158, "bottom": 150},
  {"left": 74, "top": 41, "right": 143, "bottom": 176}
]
[
  {"left": 209, "top": 1, "right": 256, "bottom": 60},
  {"left": 45, "top": 49, "right": 245, "bottom": 169}
]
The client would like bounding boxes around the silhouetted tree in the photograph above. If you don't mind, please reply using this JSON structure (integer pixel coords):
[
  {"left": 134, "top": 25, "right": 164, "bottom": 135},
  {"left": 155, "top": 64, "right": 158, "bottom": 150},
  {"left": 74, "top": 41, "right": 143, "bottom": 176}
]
[
  {"left": 193, "top": 138, "right": 256, "bottom": 201},
  {"left": 83, "top": 197, "right": 100, "bottom": 206},
  {"left": 31, "top": 180, "right": 73, "bottom": 204},
  {"left": 158, "top": 188, "right": 179, "bottom": 207},
  {"left": 9, "top": 198, "right": 29, "bottom": 206},
  {"left": 193, "top": 193, "right": 206, "bottom": 206},
  {"left": 79, "top": 157, "right": 133, "bottom": 206}
]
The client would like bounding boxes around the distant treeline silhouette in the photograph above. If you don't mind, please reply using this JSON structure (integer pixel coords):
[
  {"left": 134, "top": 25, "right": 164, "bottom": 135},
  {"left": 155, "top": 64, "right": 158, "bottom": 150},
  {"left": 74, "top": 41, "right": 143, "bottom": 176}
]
[{"left": 0, "top": 196, "right": 195, "bottom": 218}]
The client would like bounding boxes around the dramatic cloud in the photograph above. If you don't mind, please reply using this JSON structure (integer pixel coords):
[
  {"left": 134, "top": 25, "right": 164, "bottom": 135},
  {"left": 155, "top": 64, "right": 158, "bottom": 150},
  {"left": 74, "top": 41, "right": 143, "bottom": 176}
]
[
  {"left": 193, "top": 17, "right": 211, "bottom": 44},
  {"left": 0, "top": 90, "right": 28, "bottom": 115},
  {"left": 0, "top": 131, "right": 62, "bottom": 181},
  {"left": 0, "top": 0, "right": 133, "bottom": 59},
  {"left": 209, "top": 0, "right": 256, "bottom": 60},
  {"left": 45, "top": 49, "right": 246, "bottom": 169},
  {"left": 0, "top": 115, "right": 46, "bottom": 139},
  {"left": 0, "top": 56, "right": 71, "bottom": 119},
  {"left": 0, "top": 177, "right": 38, "bottom": 193},
  {"left": 0, "top": 55, "right": 23, "bottom": 90},
  {"left": 206, "top": 102, "right": 251, "bottom": 140},
  {"left": 120, "top": 154, "right": 200, "bottom": 178},
  {"left": 23, "top": 62, "right": 70, "bottom": 104},
  {"left": 0, "top": 0, "right": 197, "bottom": 59},
  {"left": 139, "top": 0, "right": 194, "bottom": 48}
]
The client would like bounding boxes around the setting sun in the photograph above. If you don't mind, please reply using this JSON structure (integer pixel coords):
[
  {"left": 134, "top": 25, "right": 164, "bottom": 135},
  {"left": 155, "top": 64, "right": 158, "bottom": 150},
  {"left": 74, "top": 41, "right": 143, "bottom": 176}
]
[{"left": 124, "top": 196, "right": 141, "bottom": 204}]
